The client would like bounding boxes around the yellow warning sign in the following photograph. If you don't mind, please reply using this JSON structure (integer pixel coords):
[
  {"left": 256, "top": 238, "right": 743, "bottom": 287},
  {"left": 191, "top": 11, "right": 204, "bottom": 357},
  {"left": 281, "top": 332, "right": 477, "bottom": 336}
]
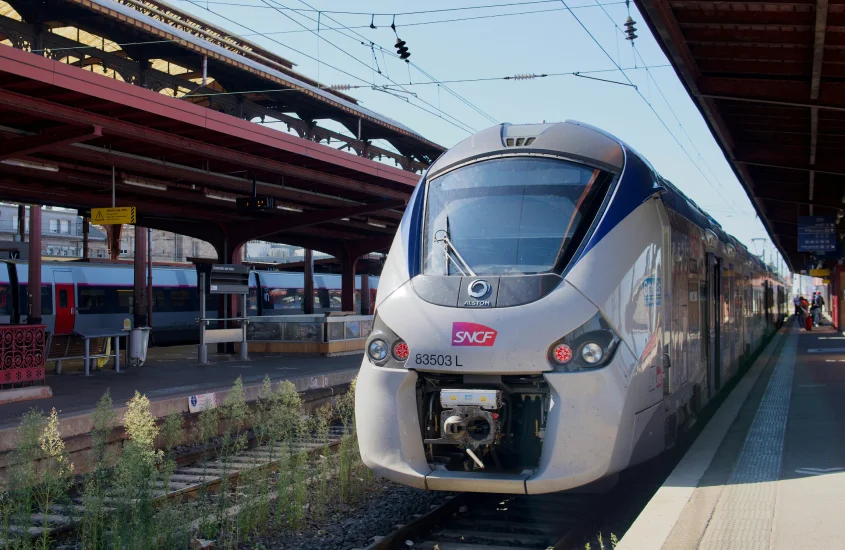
[
  {"left": 91, "top": 207, "right": 136, "bottom": 224},
  {"left": 810, "top": 268, "right": 831, "bottom": 277}
]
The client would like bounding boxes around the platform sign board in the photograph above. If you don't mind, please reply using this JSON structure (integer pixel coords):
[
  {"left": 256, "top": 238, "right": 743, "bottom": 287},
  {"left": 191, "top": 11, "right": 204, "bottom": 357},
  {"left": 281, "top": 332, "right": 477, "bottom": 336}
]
[
  {"left": 810, "top": 269, "right": 831, "bottom": 277},
  {"left": 208, "top": 264, "right": 250, "bottom": 295},
  {"left": 798, "top": 216, "right": 836, "bottom": 252},
  {"left": 91, "top": 207, "right": 136, "bottom": 224},
  {"left": 188, "top": 392, "right": 217, "bottom": 413}
]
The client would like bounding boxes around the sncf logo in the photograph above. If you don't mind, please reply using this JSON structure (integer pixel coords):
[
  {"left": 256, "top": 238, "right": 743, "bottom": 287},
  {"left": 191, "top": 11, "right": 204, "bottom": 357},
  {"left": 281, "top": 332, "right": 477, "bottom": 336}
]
[{"left": 452, "top": 322, "right": 498, "bottom": 347}]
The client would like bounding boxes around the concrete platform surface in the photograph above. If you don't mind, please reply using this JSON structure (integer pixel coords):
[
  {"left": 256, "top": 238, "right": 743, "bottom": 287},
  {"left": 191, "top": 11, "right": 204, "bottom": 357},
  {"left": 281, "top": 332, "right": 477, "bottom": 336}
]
[
  {"left": 619, "top": 321, "right": 845, "bottom": 550},
  {"left": 0, "top": 345, "right": 363, "bottom": 428}
]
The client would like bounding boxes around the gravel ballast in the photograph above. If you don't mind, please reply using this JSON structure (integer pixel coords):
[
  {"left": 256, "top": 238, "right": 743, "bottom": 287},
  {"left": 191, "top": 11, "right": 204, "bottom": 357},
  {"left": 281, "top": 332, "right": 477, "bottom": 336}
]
[{"left": 256, "top": 479, "right": 452, "bottom": 550}]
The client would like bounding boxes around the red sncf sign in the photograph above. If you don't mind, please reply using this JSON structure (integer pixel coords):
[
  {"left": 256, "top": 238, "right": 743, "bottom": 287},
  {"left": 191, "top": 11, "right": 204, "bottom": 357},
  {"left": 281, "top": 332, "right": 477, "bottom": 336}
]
[{"left": 451, "top": 322, "right": 497, "bottom": 347}]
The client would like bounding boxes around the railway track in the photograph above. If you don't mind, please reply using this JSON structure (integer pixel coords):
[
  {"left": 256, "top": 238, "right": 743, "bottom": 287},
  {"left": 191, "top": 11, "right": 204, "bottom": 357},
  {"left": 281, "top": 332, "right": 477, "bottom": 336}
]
[
  {"left": 367, "top": 491, "right": 600, "bottom": 550},
  {"left": 6, "top": 425, "right": 348, "bottom": 543}
]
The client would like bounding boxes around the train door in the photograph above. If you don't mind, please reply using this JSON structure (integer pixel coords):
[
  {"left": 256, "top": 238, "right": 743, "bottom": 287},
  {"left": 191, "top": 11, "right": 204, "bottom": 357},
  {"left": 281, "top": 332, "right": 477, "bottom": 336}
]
[
  {"left": 53, "top": 270, "right": 75, "bottom": 335},
  {"left": 708, "top": 254, "right": 721, "bottom": 397}
]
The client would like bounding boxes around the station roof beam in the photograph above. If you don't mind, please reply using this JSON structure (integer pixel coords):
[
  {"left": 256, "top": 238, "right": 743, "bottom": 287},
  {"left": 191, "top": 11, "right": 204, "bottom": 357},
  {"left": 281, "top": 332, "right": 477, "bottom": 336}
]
[{"left": 0, "top": 124, "right": 102, "bottom": 160}]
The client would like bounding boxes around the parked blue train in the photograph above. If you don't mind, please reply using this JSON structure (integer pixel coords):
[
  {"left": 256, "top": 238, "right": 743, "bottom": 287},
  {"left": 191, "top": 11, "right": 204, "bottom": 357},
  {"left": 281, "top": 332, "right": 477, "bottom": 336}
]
[{"left": 0, "top": 261, "right": 378, "bottom": 345}]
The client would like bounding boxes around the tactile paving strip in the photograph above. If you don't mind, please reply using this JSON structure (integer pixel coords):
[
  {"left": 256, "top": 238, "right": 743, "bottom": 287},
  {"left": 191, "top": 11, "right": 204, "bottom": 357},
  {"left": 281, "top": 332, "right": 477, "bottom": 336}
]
[{"left": 699, "top": 332, "right": 797, "bottom": 550}]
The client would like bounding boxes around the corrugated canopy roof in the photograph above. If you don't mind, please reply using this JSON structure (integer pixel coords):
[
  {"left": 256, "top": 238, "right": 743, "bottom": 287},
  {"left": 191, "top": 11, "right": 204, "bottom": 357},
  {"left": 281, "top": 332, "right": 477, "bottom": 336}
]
[{"left": 636, "top": 0, "right": 845, "bottom": 272}]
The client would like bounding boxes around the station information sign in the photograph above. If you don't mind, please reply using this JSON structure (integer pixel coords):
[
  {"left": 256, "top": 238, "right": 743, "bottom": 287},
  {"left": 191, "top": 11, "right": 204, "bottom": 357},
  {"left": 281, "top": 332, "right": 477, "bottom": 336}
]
[
  {"left": 208, "top": 264, "right": 250, "bottom": 295},
  {"left": 797, "top": 216, "right": 836, "bottom": 252}
]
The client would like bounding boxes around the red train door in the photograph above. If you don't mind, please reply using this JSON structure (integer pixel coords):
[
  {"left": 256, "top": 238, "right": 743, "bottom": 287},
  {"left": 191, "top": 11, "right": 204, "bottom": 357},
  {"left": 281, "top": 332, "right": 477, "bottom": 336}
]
[{"left": 53, "top": 270, "right": 75, "bottom": 335}]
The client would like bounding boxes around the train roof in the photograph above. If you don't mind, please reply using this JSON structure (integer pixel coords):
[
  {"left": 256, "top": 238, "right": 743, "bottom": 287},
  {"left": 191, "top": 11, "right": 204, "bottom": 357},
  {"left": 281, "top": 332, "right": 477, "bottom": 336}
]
[{"left": 425, "top": 121, "right": 625, "bottom": 179}]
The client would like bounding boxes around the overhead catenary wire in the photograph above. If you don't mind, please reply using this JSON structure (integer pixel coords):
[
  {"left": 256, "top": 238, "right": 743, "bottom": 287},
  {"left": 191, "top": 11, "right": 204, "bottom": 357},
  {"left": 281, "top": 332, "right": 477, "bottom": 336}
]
[
  {"left": 591, "top": 0, "right": 727, "bottom": 191},
  {"left": 329, "top": 65, "right": 668, "bottom": 89},
  {"left": 287, "top": 0, "right": 498, "bottom": 125},
  {"left": 556, "top": 0, "right": 741, "bottom": 217},
  {"left": 170, "top": 0, "right": 625, "bottom": 16},
  {"left": 255, "top": 0, "right": 478, "bottom": 133},
  {"left": 182, "top": 0, "right": 476, "bottom": 134},
  {"left": 190, "top": 4, "right": 629, "bottom": 40},
  {"left": 176, "top": 65, "right": 669, "bottom": 98},
  {"left": 275, "top": 0, "right": 495, "bottom": 126}
]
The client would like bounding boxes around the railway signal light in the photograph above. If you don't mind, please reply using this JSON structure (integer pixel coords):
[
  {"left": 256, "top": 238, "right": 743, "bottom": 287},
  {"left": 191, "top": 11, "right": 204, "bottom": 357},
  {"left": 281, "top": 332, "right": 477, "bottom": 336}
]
[{"left": 395, "top": 37, "right": 410, "bottom": 61}]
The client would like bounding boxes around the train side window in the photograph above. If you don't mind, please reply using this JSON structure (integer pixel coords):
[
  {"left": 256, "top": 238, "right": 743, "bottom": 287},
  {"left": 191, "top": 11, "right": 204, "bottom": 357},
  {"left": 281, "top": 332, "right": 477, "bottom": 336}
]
[
  {"left": 41, "top": 285, "right": 52, "bottom": 315},
  {"left": 327, "top": 289, "right": 341, "bottom": 310},
  {"left": 152, "top": 289, "right": 165, "bottom": 311},
  {"left": 315, "top": 289, "right": 330, "bottom": 309},
  {"left": 170, "top": 289, "right": 191, "bottom": 311},
  {"left": 79, "top": 287, "right": 106, "bottom": 314},
  {"left": 117, "top": 289, "right": 134, "bottom": 314},
  {"left": 247, "top": 288, "right": 258, "bottom": 313},
  {"left": 59, "top": 290, "right": 68, "bottom": 309}
]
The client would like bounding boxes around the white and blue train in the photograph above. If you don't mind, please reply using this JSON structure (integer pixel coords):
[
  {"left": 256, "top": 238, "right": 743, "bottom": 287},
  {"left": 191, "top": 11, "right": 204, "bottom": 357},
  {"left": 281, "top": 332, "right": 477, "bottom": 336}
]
[
  {"left": 356, "top": 121, "right": 787, "bottom": 494},
  {"left": 0, "top": 261, "right": 378, "bottom": 344}
]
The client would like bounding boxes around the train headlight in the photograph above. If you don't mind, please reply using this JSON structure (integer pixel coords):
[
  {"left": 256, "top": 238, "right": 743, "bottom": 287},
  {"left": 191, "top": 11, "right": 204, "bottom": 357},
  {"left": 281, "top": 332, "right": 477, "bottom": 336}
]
[
  {"left": 365, "top": 314, "right": 410, "bottom": 368},
  {"left": 368, "top": 339, "right": 389, "bottom": 362},
  {"left": 581, "top": 342, "right": 603, "bottom": 365},
  {"left": 547, "top": 311, "right": 620, "bottom": 372}
]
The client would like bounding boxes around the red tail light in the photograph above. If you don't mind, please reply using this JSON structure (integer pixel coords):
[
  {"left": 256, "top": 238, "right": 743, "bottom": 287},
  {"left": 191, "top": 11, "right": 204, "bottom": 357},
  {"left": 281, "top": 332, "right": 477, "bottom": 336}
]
[
  {"left": 551, "top": 343, "right": 573, "bottom": 364},
  {"left": 392, "top": 340, "right": 410, "bottom": 361}
]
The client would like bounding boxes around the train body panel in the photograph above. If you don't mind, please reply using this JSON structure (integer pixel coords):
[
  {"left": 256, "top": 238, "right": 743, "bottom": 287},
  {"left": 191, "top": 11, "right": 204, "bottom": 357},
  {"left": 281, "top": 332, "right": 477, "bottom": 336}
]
[
  {"left": 357, "top": 121, "right": 786, "bottom": 494},
  {"left": 0, "top": 261, "right": 379, "bottom": 345}
]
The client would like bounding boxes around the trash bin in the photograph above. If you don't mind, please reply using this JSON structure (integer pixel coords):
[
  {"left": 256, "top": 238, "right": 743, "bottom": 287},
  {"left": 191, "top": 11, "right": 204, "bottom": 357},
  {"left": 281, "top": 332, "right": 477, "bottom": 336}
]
[{"left": 129, "top": 327, "right": 151, "bottom": 368}]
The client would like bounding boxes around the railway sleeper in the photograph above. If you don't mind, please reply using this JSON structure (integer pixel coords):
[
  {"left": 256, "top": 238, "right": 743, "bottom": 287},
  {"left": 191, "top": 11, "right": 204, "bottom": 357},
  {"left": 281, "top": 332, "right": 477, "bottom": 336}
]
[
  {"left": 416, "top": 543, "right": 548, "bottom": 550},
  {"left": 449, "top": 517, "right": 560, "bottom": 535},
  {"left": 167, "top": 474, "right": 219, "bottom": 483},
  {"left": 433, "top": 528, "right": 554, "bottom": 546}
]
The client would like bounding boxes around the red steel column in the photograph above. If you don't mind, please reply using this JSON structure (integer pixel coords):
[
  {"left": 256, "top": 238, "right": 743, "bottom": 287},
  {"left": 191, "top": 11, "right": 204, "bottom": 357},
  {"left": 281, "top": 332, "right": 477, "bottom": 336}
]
[
  {"left": 303, "top": 248, "right": 314, "bottom": 314},
  {"left": 27, "top": 205, "right": 42, "bottom": 324},
  {"left": 360, "top": 263, "right": 370, "bottom": 315},
  {"left": 134, "top": 225, "right": 148, "bottom": 327},
  {"left": 340, "top": 252, "right": 358, "bottom": 313},
  {"left": 107, "top": 224, "right": 123, "bottom": 260},
  {"left": 229, "top": 243, "right": 244, "bottom": 317}
]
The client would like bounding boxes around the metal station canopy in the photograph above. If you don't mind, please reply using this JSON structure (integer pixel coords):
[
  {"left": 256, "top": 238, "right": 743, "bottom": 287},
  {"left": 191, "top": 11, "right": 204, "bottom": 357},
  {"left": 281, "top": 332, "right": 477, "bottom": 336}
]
[
  {"left": 636, "top": 0, "right": 845, "bottom": 272},
  {"left": 0, "top": 0, "right": 446, "bottom": 262}
]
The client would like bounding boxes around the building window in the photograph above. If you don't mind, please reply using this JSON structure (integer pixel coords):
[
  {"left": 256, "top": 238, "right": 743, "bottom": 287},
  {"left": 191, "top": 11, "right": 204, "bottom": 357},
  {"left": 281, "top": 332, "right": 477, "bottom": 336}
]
[
  {"left": 49, "top": 219, "right": 58, "bottom": 233},
  {"left": 60, "top": 220, "right": 70, "bottom": 234}
]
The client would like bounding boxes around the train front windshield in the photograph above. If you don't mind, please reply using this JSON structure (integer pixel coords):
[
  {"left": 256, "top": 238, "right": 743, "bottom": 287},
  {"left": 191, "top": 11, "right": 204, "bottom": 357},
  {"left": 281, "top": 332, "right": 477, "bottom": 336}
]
[{"left": 423, "top": 157, "right": 610, "bottom": 276}]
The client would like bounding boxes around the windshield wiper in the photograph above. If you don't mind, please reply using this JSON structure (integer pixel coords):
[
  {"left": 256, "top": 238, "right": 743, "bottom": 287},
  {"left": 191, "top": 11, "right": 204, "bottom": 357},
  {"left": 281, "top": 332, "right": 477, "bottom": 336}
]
[{"left": 434, "top": 220, "right": 476, "bottom": 276}]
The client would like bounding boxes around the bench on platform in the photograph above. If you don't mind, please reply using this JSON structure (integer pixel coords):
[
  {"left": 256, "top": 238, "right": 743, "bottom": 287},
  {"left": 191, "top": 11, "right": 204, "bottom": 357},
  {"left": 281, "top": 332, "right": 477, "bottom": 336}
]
[{"left": 47, "top": 329, "right": 127, "bottom": 376}]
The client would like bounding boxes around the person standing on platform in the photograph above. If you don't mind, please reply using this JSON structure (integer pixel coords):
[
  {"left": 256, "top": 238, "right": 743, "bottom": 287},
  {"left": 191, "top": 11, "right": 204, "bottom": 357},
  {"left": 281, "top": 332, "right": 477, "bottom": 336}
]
[
  {"left": 814, "top": 292, "right": 825, "bottom": 326},
  {"left": 793, "top": 294, "right": 801, "bottom": 320},
  {"left": 799, "top": 296, "right": 810, "bottom": 331},
  {"left": 810, "top": 292, "right": 821, "bottom": 327}
]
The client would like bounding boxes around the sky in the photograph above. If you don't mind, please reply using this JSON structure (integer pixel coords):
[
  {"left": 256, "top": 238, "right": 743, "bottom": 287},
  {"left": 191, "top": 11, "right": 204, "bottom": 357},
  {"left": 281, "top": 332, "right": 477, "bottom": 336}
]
[{"left": 171, "top": 0, "right": 787, "bottom": 273}]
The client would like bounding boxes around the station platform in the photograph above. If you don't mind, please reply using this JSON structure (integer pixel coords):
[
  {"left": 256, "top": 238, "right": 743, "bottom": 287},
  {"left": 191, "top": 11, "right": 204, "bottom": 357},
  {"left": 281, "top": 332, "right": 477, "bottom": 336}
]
[
  {"left": 619, "top": 320, "right": 845, "bottom": 549},
  {"left": 0, "top": 345, "right": 363, "bottom": 431}
]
